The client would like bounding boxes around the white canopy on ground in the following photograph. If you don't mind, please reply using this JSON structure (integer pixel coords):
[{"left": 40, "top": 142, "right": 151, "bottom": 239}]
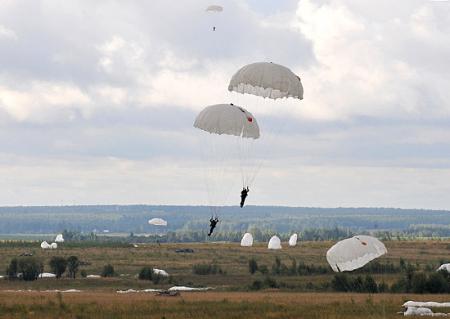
[
  {"left": 404, "top": 307, "right": 448, "bottom": 317},
  {"left": 50, "top": 243, "right": 57, "bottom": 249},
  {"left": 404, "top": 301, "right": 450, "bottom": 308},
  {"left": 240, "top": 233, "right": 253, "bottom": 247},
  {"left": 326, "top": 235, "right": 387, "bottom": 272},
  {"left": 41, "top": 241, "right": 50, "bottom": 249},
  {"left": 168, "top": 286, "right": 211, "bottom": 291},
  {"left": 153, "top": 268, "right": 169, "bottom": 277},
  {"left": 268, "top": 236, "right": 282, "bottom": 250},
  {"left": 228, "top": 62, "right": 303, "bottom": 100},
  {"left": 39, "top": 273, "right": 56, "bottom": 278},
  {"left": 148, "top": 218, "right": 168, "bottom": 226},
  {"left": 194, "top": 104, "right": 260, "bottom": 139},
  {"left": 289, "top": 234, "right": 298, "bottom": 247},
  {"left": 55, "top": 234, "right": 64, "bottom": 243},
  {"left": 87, "top": 275, "right": 101, "bottom": 278},
  {"left": 437, "top": 264, "right": 450, "bottom": 272}
]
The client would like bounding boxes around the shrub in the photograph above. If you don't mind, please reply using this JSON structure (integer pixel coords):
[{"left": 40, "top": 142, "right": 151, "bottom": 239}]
[
  {"left": 80, "top": 270, "right": 87, "bottom": 278},
  {"left": 138, "top": 267, "right": 153, "bottom": 280},
  {"left": 18, "top": 257, "right": 43, "bottom": 281},
  {"left": 67, "top": 256, "right": 80, "bottom": 279},
  {"left": 49, "top": 257, "right": 67, "bottom": 279},
  {"left": 101, "top": 264, "right": 115, "bottom": 277},
  {"left": 192, "top": 263, "right": 223, "bottom": 275},
  {"left": 248, "top": 258, "right": 258, "bottom": 274}
]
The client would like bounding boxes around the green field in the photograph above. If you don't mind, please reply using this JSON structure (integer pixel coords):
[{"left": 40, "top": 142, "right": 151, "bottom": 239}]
[{"left": 0, "top": 240, "right": 449, "bottom": 318}]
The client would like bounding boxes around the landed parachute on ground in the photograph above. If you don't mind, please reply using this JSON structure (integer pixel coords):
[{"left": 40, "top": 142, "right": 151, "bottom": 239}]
[
  {"left": 326, "top": 235, "right": 387, "bottom": 272},
  {"left": 437, "top": 263, "right": 450, "bottom": 272},
  {"left": 41, "top": 241, "right": 50, "bottom": 249},
  {"left": 228, "top": 62, "right": 303, "bottom": 100},
  {"left": 240, "top": 233, "right": 253, "bottom": 247},
  {"left": 50, "top": 243, "right": 58, "bottom": 249},
  {"left": 55, "top": 234, "right": 64, "bottom": 243},
  {"left": 289, "top": 233, "right": 298, "bottom": 247},
  {"left": 268, "top": 235, "right": 282, "bottom": 250},
  {"left": 148, "top": 218, "right": 168, "bottom": 226}
]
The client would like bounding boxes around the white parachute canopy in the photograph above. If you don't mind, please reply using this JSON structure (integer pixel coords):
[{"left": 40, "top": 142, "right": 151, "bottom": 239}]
[
  {"left": 228, "top": 62, "right": 303, "bottom": 100},
  {"left": 50, "top": 242, "right": 58, "bottom": 249},
  {"left": 289, "top": 233, "right": 298, "bottom": 247},
  {"left": 55, "top": 234, "right": 64, "bottom": 243},
  {"left": 268, "top": 235, "right": 282, "bottom": 250},
  {"left": 194, "top": 104, "right": 260, "bottom": 139},
  {"left": 437, "top": 263, "right": 450, "bottom": 272},
  {"left": 326, "top": 235, "right": 387, "bottom": 272},
  {"left": 240, "top": 233, "right": 253, "bottom": 247},
  {"left": 40, "top": 241, "right": 50, "bottom": 249},
  {"left": 206, "top": 5, "right": 223, "bottom": 12},
  {"left": 148, "top": 218, "right": 168, "bottom": 226}
]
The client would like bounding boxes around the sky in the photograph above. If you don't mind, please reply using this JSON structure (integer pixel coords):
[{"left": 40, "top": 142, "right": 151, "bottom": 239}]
[{"left": 0, "top": 0, "right": 450, "bottom": 209}]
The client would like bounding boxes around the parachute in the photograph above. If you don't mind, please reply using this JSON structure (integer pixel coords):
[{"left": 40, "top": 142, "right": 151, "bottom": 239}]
[
  {"left": 148, "top": 218, "right": 168, "bottom": 226},
  {"left": 194, "top": 104, "right": 260, "bottom": 213},
  {"left": 206, "top": 5, "right": 223, "bottom": 12},
  {"left": 41, "top": 241, "right": 50, "bottom": 249},
  {"left": 50, "top": 242, "right": 58, "bottom": 249},
  {"left": 268, "top": 235, "right": 282, "bottom": 250},
  {"left": 194, "top": 104, "right": 259, "bottom": 139},
  {"left": 437, "top": 263, "right": 450, "bottom": 272},
  {"left": 240, "top": 233, "right": 253, "bottom": 247},
  {"left": 228, "top": 62, "right": 303, "bottom": 100},
  {"left": 288, "top": 233, "right": 298, "bottom": 247},
  {"left": 326, "top": 235, "right": 387, "bottom": 272},
  {"left": 55, "top": 234, "right": 64, "bottom": 243}
]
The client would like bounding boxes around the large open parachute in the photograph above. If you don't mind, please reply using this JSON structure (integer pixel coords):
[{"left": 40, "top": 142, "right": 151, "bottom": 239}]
[
  {"left": 289, "top": 233, "right": 298, "bottom": 247},
  {"left": 228, "top": 62, "right": 303, "bottom": 100},
  {"left": 326, "top": 235, "right": 387, "bottom": 272},
  {"left": 194, "top": 104, "right": 260, "bottom": 213},
  {"left": 268, "top": 235, "right": 282, "bottom": 250}
]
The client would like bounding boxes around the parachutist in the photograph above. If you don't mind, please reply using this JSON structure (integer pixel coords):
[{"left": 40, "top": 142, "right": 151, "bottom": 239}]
[
  {"left": 240, "top": 187, "right": 249, "bottom": 208},
  {"left": 213, "top": 26, "right": 216, "bottom": 31},
  {"left": 208, "top": 217, "right": 219, "bottom": 236}
]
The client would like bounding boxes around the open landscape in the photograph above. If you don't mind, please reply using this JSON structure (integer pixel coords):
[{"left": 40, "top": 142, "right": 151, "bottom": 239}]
[{"left": 1, "top": 240, "right": 450, "bottom": 318}]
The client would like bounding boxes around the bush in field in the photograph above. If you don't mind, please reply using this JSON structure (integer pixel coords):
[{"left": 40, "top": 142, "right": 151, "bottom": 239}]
[
  {"left": 258, "top": 265, "right": 269, "bottom": 275},
  {"left": 101, "top": 264, "right": 115, "bottom": 277},
  {"left": 192, "top": 263, "right": 223, "bottom": 275},
  {"left": 8, "top": 257, "right": 43, "bottom": 281},
  {"left": 49, "top": 257, "right": 67, "bottom": 279},
  {"left": 138, "top": 267, "right": 153, "bottom": 280},
  {"left": 248, "top": 258, "right": 258, "bottom": 274},
  {"left": 80, "top": 270, "right": 87, "bottom": 278},
  {"left": 67, "top": 256, "right": 80, "bottom": 279}
]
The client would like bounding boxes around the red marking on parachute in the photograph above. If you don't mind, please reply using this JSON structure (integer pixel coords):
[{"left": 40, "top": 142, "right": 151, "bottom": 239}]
[{"left": 247, "top": 117, "right": 253, "bottom": 122}]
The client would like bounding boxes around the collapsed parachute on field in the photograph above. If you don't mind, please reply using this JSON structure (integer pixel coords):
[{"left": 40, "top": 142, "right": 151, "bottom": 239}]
[
  {"left": 194, "top": 104, "right": 259, "bottom": 139},
  {"left": 268, "top": 236, "right": 282, "bottom": 250},
  {"left": 41, "top": 241, "right": 50, "bottom": 249},
  {"left": 326, "top": 235, "right": 387, "bottom": 272},
  {"left": 148, "top": 218, "right": 168, "bottom": 226},
  {"left": 289, "top": 233, "right": 298, "bottom": 247},
  {"left": 240, "top": 233, "right": 253, "bottom": 247},
  {"left": 55, "top": 234, "right": 64, "bottom": 243},
  {"left": 228, "top": 62, "right": 303, "bottom": 100},
  {"left": 437, "top": 263, "right": 450, "bottom": 272}
]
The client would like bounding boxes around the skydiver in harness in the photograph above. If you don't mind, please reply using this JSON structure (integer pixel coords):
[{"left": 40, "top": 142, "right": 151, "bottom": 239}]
[
  {"left": 208, "top": 216, "right": 219, "bottom": 236},
  {"left": 240, "top": 186, "right": 249, "bottom": 208}
]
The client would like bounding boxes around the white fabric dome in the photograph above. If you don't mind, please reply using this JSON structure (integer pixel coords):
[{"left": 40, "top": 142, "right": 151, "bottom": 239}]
[
  {"left": 50, "top": 242, "right": 58, "bottom": 249},
  {"left": 40, "top": 241, "right": 50, "bottom": 249},
  {"left": 326, "top": 235, "right": 387, "bottom": 272},
  {"left": 240, "top": 233, "right": 253, "bottom": 247},
  {"left": 148, "top": 218, "right": 168, "bottom": 226},
  {"left": 228, "top": 62, "right": 303, "bottom": 100},
  {"left": 55, "top": 234, "right": 64, "bottom": 243},
  {"left": 194, "top": 104, "right": 260, "bottom": 139},
  {"left": 437, "top": 263, "right": 450, "bottom": 272},
  {"left": 288, "top": 233, "right": 298, "bottom": 247},
  {"left": 268, "top": 235, "right": 282, "bottom": 250}
]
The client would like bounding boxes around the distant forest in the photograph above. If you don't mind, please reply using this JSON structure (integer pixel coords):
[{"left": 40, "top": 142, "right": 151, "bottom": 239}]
[{"left": 1, "top": 205, "right": 450, "bottom": 239}]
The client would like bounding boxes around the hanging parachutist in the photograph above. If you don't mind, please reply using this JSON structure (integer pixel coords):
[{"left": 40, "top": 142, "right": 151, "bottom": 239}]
[
  {"left": 208, "top": 216, "right": 219, "bottom": 236},
  {"left": 240, "top": 187, "right": 249, "bottom": 208},
  {"left": 212, "top": 26, "right": 216, "bottom": 31}
]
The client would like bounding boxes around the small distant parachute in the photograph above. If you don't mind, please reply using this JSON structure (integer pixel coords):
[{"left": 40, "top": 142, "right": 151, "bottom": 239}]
[
  {"left": 194, "top": 104, "right": 259, "bottom": 139},
  {"left": 240, "top": 233, "right": 253, "bottom": 247},
  {"left": 268, "top": 235, "right": 282, "bottom": 250},
  {"left": 148, "top": 218, "right": 168, "bottom": 226},
  {"left": 50, "top": 243, "right": 58, "bottom": 249},
  {"left": 228, "top": 62, "right": 303, "bottom": 100},
  {"left": 289, "top": 234, "right": 298, "bottom": 247},
  {"left": 55, "top": 234, "right": 64, "bottom": 243},
  {"left": 326, "top": 235, "right": 387, "bottom": 272},
  {"left": 206, "top": 5, "right": 223, "bottom": 12},
  {"left": 41, "top": 241, "right": 50, "bottom": 249}
]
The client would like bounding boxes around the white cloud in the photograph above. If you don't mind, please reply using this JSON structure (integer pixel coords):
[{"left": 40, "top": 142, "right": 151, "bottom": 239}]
[{"left": 0, "top": 25, "right": 17, "bottom": 40}]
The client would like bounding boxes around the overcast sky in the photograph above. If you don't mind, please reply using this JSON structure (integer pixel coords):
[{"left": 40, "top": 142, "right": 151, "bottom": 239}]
[{"left": 0, "top": 0, "right": 449, "bottom": 208}]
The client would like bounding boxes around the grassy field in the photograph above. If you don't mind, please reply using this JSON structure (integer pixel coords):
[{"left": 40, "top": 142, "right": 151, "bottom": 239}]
[{"left": 0, "top": 240, "right": 449, "bottom": 318}]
